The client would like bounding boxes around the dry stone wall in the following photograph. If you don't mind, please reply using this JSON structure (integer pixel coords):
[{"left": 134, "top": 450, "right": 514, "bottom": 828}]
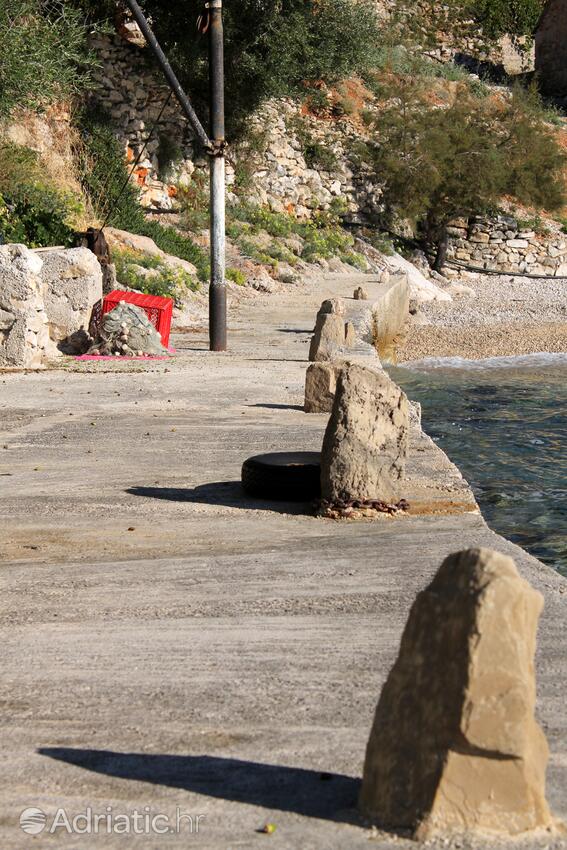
[
  {"left": 90, "top": 35, "right": 196, "bottom": 210},
  {"left": 90, "top": 36, "right": 381, "bottom": 221},
  {"left": 447, "top": 215, "right": 567, "bottom": 276}
]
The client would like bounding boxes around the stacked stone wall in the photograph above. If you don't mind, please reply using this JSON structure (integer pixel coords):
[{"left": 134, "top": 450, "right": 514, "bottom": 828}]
[
  {"left": 447, "top": 215, "right": 567, "bottom": 276},
  {"left": 90, "top": 36, "right": 382, "bottom": 220}
]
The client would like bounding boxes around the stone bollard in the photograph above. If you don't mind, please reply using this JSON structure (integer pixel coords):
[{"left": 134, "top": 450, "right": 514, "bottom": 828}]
[
  {"left": 320, "top": 363, "right": 408, "bottom": 504},
  {"left": 344, "top": 321, "right": 356, "bottom": 347},
  {"left": 305, "top": 362, "right": 340, "bottom": 413},
  {"left": 359, "top": 548, "right": 558, "bottom": 840},
  {"left": 354, "top": 286, "right": 368, "bottom": 300},
  {"left": 309, "top": 298, "right": 351, "bottom": 362}
]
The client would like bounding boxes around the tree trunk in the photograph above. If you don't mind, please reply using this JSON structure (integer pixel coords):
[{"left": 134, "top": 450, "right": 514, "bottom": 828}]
[{"left": 433, "top": 225, "right": 448, "bottom": 273}]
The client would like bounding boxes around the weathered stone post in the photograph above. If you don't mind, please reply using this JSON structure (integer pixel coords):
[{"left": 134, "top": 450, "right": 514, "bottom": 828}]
[
  {"left": 320, "top": 363, "right": 409, "bottom": 505},
  {"left": 359, "top": 548, "right": 557, "bottom": 840}
]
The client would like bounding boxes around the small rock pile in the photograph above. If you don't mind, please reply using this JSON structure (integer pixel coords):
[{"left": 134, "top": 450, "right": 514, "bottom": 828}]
[{"left": 88, "top": 302, "right": 169, "bottom": 357}]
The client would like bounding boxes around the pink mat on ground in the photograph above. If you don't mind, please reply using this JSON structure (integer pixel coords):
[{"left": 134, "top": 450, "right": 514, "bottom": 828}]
[{"left": 75, "top": 348, "right": 176, "bottom": 361}]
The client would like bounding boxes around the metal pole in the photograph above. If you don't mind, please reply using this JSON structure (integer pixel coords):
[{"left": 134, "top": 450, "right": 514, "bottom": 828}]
[
  {"left": 208, "top": 0, "right": 227, "bottom": 351},
  {"left": 123, "top": 0, "right": 211, "bottom": 150}
]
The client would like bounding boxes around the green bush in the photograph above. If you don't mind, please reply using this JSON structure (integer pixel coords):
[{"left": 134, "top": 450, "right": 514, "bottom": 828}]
[
  {"left": 0, "top": 142, "right": 78, "bottom": 247},
  {"left": 74, "top": 0, "right": 380, "bottom": 135},
  {"left": 226, "top": 267, "right": 246, "bottom": 286},
  {"left": 287, "top": 117, "right": 339, "bottom": 171},
  {"left": 367, "top": 78, "right": 566, "bottom": 267},
  {"left": 388, "top": 0, "right": 544, "bottom": 52},
  {"left": 75, "top": 108, "right": 210, "bottom": 281},
  {"left": 113, "top": 247, "right": 199, "bottom": 301},
  {"left": 0, "top": 0, "right": 95, "bottom": 118}
]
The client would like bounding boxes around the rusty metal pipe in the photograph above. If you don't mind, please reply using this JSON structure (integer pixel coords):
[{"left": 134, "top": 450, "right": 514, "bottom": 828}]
[{"left": 208, "top": 0, "right": 227, "bottom": 351}]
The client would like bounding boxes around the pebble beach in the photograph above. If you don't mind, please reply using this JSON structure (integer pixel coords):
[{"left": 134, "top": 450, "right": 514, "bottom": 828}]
[{"left": 398, "top": 274, "right": 567, "bottom": 362}]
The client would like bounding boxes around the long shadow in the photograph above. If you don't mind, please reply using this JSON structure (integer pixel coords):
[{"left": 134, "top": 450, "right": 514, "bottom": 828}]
[
  {"left": 126, "top": 482, "right": 314, "bottom": 515},
  {"left": 38, "top": 749, "right": 361, "bottom": 822},
  {"left": 247, "top": 403, "right": 304, "bottom": 411},
  {"left": 277, "top": 327, "right": 313, "bottom": 335}
]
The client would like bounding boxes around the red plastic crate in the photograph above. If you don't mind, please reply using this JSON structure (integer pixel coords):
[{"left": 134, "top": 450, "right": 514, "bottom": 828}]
[{"left": 102, "top": 290, "right": 174, "bottom": 348}]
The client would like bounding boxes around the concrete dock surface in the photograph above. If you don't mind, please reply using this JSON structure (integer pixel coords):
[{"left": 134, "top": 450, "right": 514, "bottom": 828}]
[{"left": 1, "top": 273, "right": 566, "bottom": 849}]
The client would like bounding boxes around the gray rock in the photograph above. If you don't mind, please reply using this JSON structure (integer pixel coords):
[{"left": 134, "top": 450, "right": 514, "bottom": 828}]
[
  {"left": 0, "top": 244, "right": 49, "bottom": 369},
  {"left": 360, "top": 548, "right": 555, "bottom": 840},
  {"left": 304, "top": 362, "right": 339, "bottom": 413},
  {"left": 41, "top": 248, "right": 103, "bottom": 348},
  {"left": 320, "top": 363, "right": 409, "bottom": 504},
  {"left": 88, "top": 302, "right": 169, "bottom": 357}
]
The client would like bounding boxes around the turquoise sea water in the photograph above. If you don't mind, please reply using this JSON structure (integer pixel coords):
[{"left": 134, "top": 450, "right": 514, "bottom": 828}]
[{"left": 388, "top": 355, "right": 567, "bottom": 576}]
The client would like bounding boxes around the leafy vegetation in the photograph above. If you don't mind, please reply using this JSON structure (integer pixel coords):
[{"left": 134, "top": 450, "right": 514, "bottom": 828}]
[
  {"left": 112, "top": 247, "right": 199, "bottom": 301},
  {"left": 287, "top": 116, "right": 339, "bottom": 171},
  {"left": 75, "top": 108, "right": 209, "bottom": 280},
  {"left": 73, "top": 0, "right": 380, "bottom": 135},
  {"left": 0, "top": 0, "right": 94, "bottom": 117},
  {"left": 367, "top": 78, "right": 566, "bottom": 267},
  {"left": 226, "top": 267, "right": 246, "bottom": 286},
  {"left": 390, "top": 0, "right": 545, "bottom": 52},
  {"left": 0, "top": 142, "right": 79, "bottom": 246},
  {"left": 223, "top": 200, "right": 366, "bottom": 269}
]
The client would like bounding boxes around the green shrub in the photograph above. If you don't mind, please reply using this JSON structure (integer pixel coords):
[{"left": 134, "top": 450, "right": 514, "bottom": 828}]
[
  {"left": 112, "top": 247, "right": 199, "bottom": 302},
  {"left": 226, "top": 267, "right": 246, "bottom": 286},
  {"left": 75, "top": 108, "right": 209, "bottom": 281},
  {"left": 76, "top": 0, "right": 380, "bottom": 135},
  {"left": 0, "top": 0, "right": 95, "bottom": 117},
  {"left": 287, "top": 116, "right": 338, "bottom": 171},
  {"left": 366, "top": 77, "right": 566, "bottom": 267},
  {"left": 0, "top": 142, "right": 78, "bottom": 247}
]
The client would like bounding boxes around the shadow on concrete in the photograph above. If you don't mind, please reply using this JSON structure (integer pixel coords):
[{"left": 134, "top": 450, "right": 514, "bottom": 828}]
[
  {"left": 277, "top": 327, "right": 313, "bottom": 335},
  {"left": 126, "top": 482, "right": 314, "bottom": 515},
  {"left": 247, "top": 403, "right": 304, "bottom": 411},
  {"left": 38, "top": 748, "right": 361, "bottom": 822}
]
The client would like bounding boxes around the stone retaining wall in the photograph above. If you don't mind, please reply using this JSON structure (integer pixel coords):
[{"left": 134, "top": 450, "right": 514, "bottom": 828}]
[
  {"left": 447, "top": 215, "right": 567, "bottom": 276},
  {"left": 90, "top": 36, "right": 381, "bottom": 220}
]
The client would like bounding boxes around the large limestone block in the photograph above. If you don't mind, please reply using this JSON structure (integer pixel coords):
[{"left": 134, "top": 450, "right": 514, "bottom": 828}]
[
  {"left": 360, "top": 548, "right": 556, "bottom": 840},
  {"left": 0, "top": 244, "right": 48, "bottom": 368},
  {"left": 41, "top": 248, "right": 103, "bottom": 348},
  {"left": 321, "top": 363, "right": 408, "bottom": 504}
]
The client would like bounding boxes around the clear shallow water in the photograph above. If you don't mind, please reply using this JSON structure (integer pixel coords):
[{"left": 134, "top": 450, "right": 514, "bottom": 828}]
[{"left": 388, "top": 355, "right": 567, "bottom": 576}]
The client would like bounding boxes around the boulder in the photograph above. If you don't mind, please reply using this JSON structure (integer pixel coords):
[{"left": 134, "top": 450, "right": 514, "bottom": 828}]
[
  {"left": 360, "top": 548, "right": 556, "bottom": 840},
  {"left": 0, "top": 245, "right": 49, "bottom": 369},
  {"left": 249, "top": 269, "right": 279, "bottom": 293},
  {"left": 320, "top": 363, "right": 409, "bottom": 504},
  {"left": 105, "top": 227, "right": 198, "bottom": 276},
  {"left": 354, "top": 286, "right": 368, "bottom": 300},
  {"left": 386, "top": 253, "right": 452, "bottom": 304},
  {"left": 41, "top": 248, "right": 103, "bottom": 351}
]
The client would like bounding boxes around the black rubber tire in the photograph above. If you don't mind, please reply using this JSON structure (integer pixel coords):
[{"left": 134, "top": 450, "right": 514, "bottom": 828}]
[{"left": 242, "top": 452, "right": 321, "bottom": 501}]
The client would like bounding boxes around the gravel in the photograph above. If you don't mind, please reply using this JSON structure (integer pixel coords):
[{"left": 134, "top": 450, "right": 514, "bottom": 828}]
[{"left": 399, "top": 274, "right": 567, "bottom": 361}]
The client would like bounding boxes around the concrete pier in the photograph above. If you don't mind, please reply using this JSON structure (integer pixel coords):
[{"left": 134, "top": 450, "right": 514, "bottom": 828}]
[{"left": 1, "top": 272, "right": 565, "bottom": 848}]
